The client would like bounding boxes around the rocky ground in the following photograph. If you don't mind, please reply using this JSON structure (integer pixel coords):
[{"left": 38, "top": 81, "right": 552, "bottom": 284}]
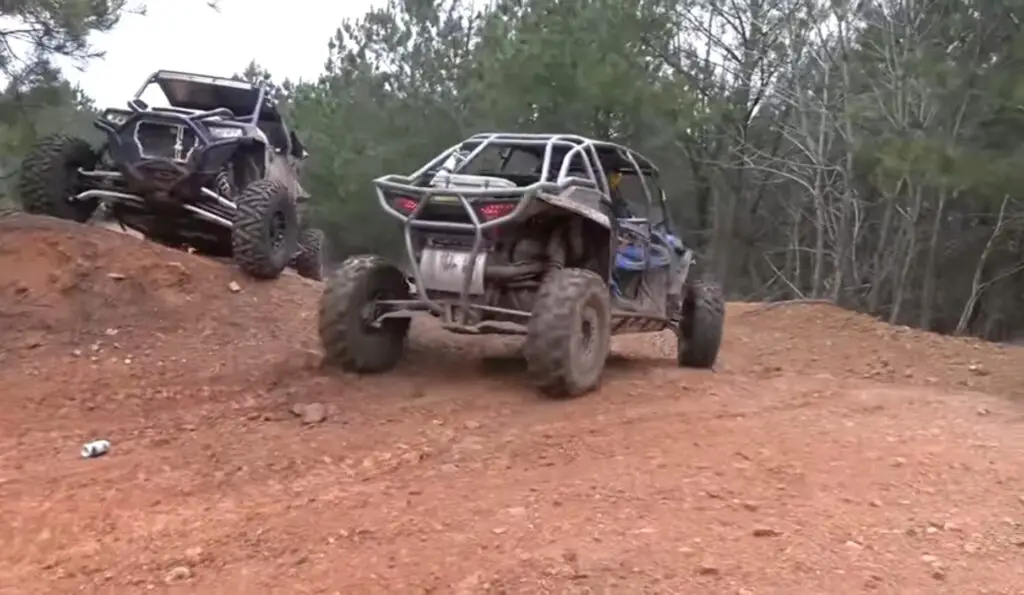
[{"left": 1, "top": 214, "right": 1022, "bottom": 594}]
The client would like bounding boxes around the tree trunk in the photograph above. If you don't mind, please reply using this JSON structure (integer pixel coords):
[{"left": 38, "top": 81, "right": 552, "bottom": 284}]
[{"left": 918, "top": 190, "right": 949, "bottom": 330}]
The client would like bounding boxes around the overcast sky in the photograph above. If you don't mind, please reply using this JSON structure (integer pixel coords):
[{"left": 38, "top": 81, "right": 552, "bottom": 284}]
[{"left": 61, "top": 0, "right": 380, "bottom": 107}]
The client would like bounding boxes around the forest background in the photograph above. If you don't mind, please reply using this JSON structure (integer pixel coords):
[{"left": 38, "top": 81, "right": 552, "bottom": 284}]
[{"left": 3, "top": 0, "right": 1024, "bottom": 340}]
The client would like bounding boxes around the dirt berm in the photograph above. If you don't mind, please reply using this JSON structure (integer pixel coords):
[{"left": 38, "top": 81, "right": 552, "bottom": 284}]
[{"left": 1, "top": 213, "right": 1023, "bottom": 594}]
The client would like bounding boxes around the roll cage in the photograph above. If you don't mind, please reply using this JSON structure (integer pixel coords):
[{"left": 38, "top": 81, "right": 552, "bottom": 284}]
[{"left": 379, "top": 132, "right": 673, "bottom": 230}]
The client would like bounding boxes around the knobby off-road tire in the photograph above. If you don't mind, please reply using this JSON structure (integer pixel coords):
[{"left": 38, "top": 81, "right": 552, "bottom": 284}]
[
  {"left": 293, "top": 227, "right": 325, "bottom": 281},
  {"left": 676, "top": 279, "right": 725, "bottom": 368},
  {"left": 18, "top": 134, "right": 99, "bottom": 222},
  {"left": 318, "top": 255, "right": 411, "bottom": 373},
  {"left": 523, "top": 268, "right": 612, "bottom": 398},
  {"left": 231, "top": 179, "right": 298, "bottom": 279}
]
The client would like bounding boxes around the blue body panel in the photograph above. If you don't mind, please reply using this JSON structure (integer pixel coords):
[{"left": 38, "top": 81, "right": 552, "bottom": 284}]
[{"left": 611, "top": 226, "right": 683, "bottom": 299}]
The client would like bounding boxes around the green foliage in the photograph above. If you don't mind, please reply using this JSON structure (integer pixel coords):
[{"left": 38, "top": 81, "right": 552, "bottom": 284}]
[{"left": 6, "top": 0, "right": 1024, "bottom": 336}]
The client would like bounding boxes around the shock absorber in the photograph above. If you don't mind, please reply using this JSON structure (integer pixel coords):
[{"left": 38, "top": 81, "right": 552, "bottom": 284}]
[{"left": 213, "top": 163, "right": 234, "bottom": 199}]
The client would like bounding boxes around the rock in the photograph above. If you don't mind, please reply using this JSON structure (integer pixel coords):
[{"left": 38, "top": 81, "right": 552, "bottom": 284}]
[
  {"left": 1010, "top": 536, "right": 1024, "bottom": 547},
  {"left": 456, "top": 569, "right": 487, "bottom": 589},
  {"left": 301, "top": 403, "right": 327, "bottom": 424},
  {"left": 289, "top": 403, "right": 306, "bottom": 416},
  {"left": 976, "top": 406, "right": 991, "bottom": 416},
  {"left": 752, "top": 527, "right": 782, "bottom": 538},
  {"left": 967, "top": 363, "right": 989, "bottom": 376},
  {"left": 164, "top": 566, "right": 192, "bottom": 584},
  {"left": 463, "top": 420, "right": 481, "bottom": 430},
  {"left": 491, "top": 527, "right": 507, "bottom": 535},
  {"left": 400, "top": 451, "right": 425, "bottom": 464},
  {"left": 21, "top": 337, "right": 43, "bottom": 349},
  {"left": 107, "top": 272, "right": 126, "bottom": 280},
  {"left": 228, "top": 281, "right": 242, "bottom": 293},
  {"left": 696, "top": 563, "right": 720, "bottom": 576},
  {"left": 920, "top": 554, "right": 939, "bottom": 564},
  {"left": 184, "top": 547, "right": 204, "bottom": 564}
]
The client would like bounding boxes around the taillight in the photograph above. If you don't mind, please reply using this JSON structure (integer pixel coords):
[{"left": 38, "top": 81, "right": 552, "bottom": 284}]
[
  {"left": 393, "top": 196, "right": 418, "bottom": 214},
  {"left": 477, "top": 202, "right": 516, "bottom": 221}
]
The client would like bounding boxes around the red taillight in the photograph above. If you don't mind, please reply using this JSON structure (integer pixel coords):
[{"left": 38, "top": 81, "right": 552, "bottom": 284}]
[
  {"left": 477, "top": 202, "right": 516, "bottom": 221},
  {"left": 394, "top": 196, "right": 418, "bottom": 214}
]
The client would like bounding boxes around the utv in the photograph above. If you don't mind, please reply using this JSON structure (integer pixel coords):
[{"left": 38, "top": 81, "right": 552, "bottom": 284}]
[
  {"left": 17, "top": 70, "right": 324, "bottom": 280},
  {"left": 318, "top": 133, "right": 725, "bottom": 397}
]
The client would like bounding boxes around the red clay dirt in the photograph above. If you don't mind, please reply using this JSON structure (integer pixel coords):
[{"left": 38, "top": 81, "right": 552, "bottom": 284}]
[{"left": 1, "top": 213, "right": 1023, "bottom": 595}]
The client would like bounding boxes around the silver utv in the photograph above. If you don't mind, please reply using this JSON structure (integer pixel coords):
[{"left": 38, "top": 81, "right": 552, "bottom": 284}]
[{"left": 318, "top": 133, "right": 725, "bottom": 397}]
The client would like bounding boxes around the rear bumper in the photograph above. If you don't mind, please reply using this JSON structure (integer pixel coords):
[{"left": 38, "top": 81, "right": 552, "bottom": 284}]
[{"left": 373, "top": 175, "right": 554, "bottom": 325}]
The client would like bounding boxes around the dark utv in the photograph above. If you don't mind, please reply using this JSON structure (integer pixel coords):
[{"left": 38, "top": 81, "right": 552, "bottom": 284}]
[
  {"left": 318, "top": 132, "right": 726, "bottom": 398},
  {"left": 17, "top": 70, "right": 325, "bottom": 280}
]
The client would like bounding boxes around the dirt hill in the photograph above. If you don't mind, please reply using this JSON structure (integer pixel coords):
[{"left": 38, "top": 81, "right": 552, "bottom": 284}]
[{"left": 1, "top": 213, "right": 1023, "bottom": 594}]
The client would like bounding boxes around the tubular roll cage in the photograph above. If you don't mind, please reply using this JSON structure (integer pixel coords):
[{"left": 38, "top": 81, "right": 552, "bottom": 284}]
[
  {"left": 131, "top": 70, "right": 270, "bottom": 126},
  {"left": 372, "top": 132, "right": 663, "bottom": 329}
]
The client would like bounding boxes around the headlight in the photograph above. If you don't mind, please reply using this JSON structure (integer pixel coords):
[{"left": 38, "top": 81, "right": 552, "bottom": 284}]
[
  {"left": 209, "top": 127, "right": 243, "bottom": 139},
  {"left": 103, "top": 110, "right": 130, "bottom": 126}
]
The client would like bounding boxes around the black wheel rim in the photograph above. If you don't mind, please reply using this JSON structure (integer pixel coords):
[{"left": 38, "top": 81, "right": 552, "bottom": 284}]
[
  {"left": 579, "top": 313, "right": 595, "bottom": 358},
  {"left": 269, "top": 210, "right": 287, "bottom": 250},
  {"left": 575, "top": 302, "right": 602, "bottom": 377},
  {"left": 360, "top": 288, "right": 392, "bottom": 332},
  {"left": 64, "top": 163, "right": 82, "bottom": 205}
]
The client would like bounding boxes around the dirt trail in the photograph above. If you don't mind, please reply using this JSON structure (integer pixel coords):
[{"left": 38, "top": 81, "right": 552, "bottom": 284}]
[{"left": 1, "top": 214, "right": 1023, "bottom": 595}]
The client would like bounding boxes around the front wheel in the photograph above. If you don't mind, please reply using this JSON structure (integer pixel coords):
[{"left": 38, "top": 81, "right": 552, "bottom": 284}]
[
  {"left": 676, "top": 279, "right": 725, "bottom": 368},
  {"left": 318, "top": 255, "right": 411, "bottom": 373},
  {"left": 231, "top": 179, "right": 298, "bottom": 279},
  {"left": 523, "top": 268, "right": 611, "bottom": 398},
  {"left": 17, "top": 134, "right": 99, "bottom": 222}
]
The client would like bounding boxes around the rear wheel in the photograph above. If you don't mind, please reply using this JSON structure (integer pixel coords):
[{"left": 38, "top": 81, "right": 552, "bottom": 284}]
[
  {"left": 231, "top": 179, "right": 298, "bottom": 279},
  {"left": 676, "top": 279, "right": 725, "bottom": 368},
  {"left": 293, "top": 227, "right": 325, "bottom": 281},
  {"left": 523, "top": 268, "right": 611, "bottom": 398},
  {"left": 318, "top": 255, "right": 411, "bottom": 373},
  {"left": 18, "top": 134, "right": 99, "bottom": 222}
]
